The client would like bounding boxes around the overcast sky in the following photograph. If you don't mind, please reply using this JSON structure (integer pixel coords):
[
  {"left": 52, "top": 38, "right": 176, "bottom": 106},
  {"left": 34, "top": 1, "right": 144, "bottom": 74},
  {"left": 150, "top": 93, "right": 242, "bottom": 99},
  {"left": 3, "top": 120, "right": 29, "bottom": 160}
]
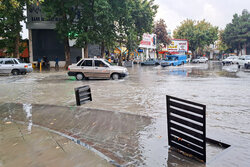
[
  {"left": 154, "top": 0, "right": 250, "bottom": 34},
  {"left": 21, "top": 0, "right": 249, "bottom": 39}
]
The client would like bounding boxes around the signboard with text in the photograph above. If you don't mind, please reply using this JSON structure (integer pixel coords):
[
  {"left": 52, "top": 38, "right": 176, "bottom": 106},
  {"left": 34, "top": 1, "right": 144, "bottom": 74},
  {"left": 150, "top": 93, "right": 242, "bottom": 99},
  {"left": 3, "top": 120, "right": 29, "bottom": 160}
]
[
  {"left": 167, "top": 39, "right": 188, "bottom": 53},
  {"left": 139, "top": 33, "right": 156, "bottom": 49}
]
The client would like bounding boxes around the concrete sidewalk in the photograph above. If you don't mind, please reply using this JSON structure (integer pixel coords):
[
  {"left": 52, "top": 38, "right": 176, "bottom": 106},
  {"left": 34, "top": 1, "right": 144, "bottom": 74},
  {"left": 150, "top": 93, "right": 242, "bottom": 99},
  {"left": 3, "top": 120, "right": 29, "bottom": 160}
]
[
  {"left": 0, "top": 120, "right": 112, "bottom": 167},
  {"left": 0, "top": 103, "right": 152, "bottom": 166}
]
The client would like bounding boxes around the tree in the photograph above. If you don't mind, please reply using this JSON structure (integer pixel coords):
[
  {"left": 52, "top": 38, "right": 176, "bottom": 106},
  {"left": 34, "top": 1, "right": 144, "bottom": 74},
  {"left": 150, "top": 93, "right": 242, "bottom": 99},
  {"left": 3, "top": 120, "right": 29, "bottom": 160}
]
[
  {"left": 41, "top": 0, "right": 77, "bottom": 68},
  {"left": 75, "top": 0, "right": 116, "bottom": 58},
  {"left": 173, "top": 19, "right": 218, "bottom": 57},
  {"left": 41, "top": 0, "right": 158, "bottom": 66},
  {"left": 112, "top": 0, "right": 158, "bottom": 62},
  {"left": 217, "top": 30, "right": 229, "bottom": 54},
  {"left": 0, "top": 0, "right": 26, "bottom": 58},
  {"left": 126, "top": 0, "right": 158, "bottom": 60},
  {"left": 153, "top": 19, "right": 171, "bottom": 58},
  {"left": 222, "top": 9, "right": 250, "bottom": 55}
]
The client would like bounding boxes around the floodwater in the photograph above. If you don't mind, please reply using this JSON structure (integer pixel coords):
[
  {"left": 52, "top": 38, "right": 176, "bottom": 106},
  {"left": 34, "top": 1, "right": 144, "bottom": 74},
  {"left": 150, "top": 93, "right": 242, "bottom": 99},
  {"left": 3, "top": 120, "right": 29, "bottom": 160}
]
[{"left": 0, "top": 61, "right": 250, "bottom": 166}]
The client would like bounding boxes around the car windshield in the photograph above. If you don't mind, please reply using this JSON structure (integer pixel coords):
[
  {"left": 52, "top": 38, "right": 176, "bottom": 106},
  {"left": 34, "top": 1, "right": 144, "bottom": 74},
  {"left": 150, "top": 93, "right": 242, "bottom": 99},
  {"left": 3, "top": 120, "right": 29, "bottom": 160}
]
[
  {"left": 166, "top": 57, "right": 177, "bottom": 61},
  {"left": 104, "top": 60, "right": 113, "bottom": 66}
]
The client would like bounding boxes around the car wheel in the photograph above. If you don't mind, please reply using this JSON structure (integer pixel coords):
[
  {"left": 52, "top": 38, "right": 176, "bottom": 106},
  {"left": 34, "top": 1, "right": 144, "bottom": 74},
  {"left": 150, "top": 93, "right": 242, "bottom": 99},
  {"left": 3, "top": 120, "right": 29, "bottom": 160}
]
[
  {"left": 182, "top": 61, "right": 184, "bottom": 65},
  {"left": 76, "top": 73, "right": 84, "bottom": 80},
  {"left": 12, "top": 69, "right": 19, "bottom": 75},
  {"left": 112, "top": 73, "right": 119, "bottom": 80}
]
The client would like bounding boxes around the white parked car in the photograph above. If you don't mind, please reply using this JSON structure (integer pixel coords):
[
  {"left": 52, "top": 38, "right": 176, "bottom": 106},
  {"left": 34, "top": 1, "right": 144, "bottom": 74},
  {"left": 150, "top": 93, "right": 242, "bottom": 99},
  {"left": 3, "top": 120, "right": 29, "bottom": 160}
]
[
  {"left": 222, "top": 56, "right": 239, "bottom": 65},
  {"left": 192, "top": 57, "right": 208, "bottom": 63},
  {"left": 68, "top": 58, "right": 128, "bottom": 80},
  {"left": 235, "top": 55, "right": 250, "bottom": 69},
  {"left": 0, "top": 58, "right": 33, "bottom": 75}
]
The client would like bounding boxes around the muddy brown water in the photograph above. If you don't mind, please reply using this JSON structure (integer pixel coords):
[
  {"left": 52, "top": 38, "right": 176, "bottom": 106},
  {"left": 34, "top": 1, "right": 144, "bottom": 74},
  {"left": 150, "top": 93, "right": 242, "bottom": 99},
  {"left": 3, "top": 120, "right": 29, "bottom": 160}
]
[{"left": 0, "top": 61, "right": 250, "bottom": 166}]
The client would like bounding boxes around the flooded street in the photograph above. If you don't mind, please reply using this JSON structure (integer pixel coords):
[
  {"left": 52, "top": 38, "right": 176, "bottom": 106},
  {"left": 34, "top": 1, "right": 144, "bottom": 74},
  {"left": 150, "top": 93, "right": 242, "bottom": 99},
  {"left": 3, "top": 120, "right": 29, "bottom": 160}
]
[{"left": 0, "top": 61, "right": 250, "bottom": 166}]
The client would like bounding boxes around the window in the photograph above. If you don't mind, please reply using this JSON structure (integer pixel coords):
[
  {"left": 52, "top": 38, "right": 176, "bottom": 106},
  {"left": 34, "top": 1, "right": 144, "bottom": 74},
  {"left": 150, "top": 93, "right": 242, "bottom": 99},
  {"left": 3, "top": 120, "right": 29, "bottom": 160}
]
[
  {"left": 0, "top": 61, "right": 3, "bottom": 64},
  {"left": 82, "top": 60, "right": 93, "bottom": 66},
  {"left": 4, "top": 60, "right": 14, "bottom": 64},
  {"left": 95, "top": 60, "right": 106, "bottom": 67},
  {"left": 13, "top": 59, "right": 19, "bottom": 64},
  {"left": 77, "top": 60, "right": 84, "bottom": 66}
]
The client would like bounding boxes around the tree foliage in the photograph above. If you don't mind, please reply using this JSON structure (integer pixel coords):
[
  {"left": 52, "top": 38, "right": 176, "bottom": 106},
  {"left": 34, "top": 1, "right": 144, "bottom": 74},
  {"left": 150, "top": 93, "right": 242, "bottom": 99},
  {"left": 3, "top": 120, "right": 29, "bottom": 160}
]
[
  {"left": 222, "top": 9, "right": 250, "bottom": 54},
  {"left": 153, "top": 19, "right": 171, "bottom": 57},
  {"left": 154, "top": 19, "right": 171, "bottom": 46},
  {"left": 41, "top": 0, "right": 79, "bottom": 68},
  {"left": 173, "top": 19, "right": 218, "bottom": 56},
  {"left": 41, "top": 0, "right": 157, "bottom": 64},
  {"left": 0, "top": 0, "right": 26, "bottom": 57}
]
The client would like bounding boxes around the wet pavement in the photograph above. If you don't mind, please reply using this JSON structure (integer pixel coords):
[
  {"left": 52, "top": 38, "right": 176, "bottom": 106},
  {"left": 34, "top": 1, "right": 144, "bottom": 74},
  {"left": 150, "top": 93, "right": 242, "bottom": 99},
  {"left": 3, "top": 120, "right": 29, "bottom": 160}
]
[
  {"left": 0, "top": 61, "right": 250, "bottom": 166},
  {"left": 0, "top": 119, "right": 112, "bottom": 167}
]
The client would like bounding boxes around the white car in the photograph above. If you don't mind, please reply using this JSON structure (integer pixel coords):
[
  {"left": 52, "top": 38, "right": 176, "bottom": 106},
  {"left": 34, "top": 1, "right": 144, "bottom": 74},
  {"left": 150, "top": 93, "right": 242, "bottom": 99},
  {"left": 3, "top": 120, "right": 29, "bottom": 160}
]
[
  {"left": 68, "top": 58, "right": 128, "bottom": 80},
  {"left": 192, "top": 57, "right": 208, "bottom": 63},
  {"left": 0, "top": 58, "right": 33, "bottom": 75},
  {"left": 222, "top": 56, "right": 239, "bottom": 65},
  {"left": 235, "top": 55, "right": 250, "bottom": 69}
]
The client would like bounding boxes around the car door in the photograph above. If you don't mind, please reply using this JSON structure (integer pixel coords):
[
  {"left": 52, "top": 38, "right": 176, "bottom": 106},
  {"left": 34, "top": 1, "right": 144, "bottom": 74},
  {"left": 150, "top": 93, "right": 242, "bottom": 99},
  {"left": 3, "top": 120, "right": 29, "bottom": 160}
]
[
  {"left": 80, "top": 60, "right": 94, "bottom": 77},
  {"left": 0, "top": 60, "right": 4, "bottom": 73},
  {"left": 238, "top": 56, "right": 245, "bottom": 66},
  {"left": 2, "top": 59, "right": 15, "bottom": 74},
  {"left": 94, "top": 60, "right": 110, "bottom": 78}
]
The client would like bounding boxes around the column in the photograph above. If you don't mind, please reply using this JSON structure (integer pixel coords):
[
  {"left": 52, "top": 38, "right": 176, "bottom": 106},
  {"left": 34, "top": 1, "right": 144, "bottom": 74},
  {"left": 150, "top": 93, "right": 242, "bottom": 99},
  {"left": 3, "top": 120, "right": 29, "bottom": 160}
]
[{"left": 28, "top": 29, "right": 33, "bottom": 62}]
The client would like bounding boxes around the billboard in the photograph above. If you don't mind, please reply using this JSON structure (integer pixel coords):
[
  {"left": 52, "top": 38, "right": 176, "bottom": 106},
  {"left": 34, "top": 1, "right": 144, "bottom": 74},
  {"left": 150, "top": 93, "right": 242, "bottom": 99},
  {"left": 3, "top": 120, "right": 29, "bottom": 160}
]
[
  {"left": 167, "top": 39, "right": 188, "bottom": 53},
  {"left": 139, "top": 33, "right": 156, "bottom": 49}
]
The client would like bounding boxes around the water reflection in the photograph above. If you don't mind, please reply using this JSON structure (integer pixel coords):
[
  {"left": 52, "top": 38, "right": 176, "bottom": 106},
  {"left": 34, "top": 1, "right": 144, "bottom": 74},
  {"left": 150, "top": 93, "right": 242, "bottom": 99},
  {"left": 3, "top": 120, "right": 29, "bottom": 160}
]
[{"left": 23, "top": 103, "right": 32, "bottom": 133}]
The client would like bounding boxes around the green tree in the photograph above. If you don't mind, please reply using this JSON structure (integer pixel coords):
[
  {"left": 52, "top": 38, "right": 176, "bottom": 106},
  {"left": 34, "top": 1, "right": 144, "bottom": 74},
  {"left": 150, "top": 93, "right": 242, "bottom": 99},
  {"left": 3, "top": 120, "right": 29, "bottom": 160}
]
[
  {"left": 0, "top": 0, "right": 26, "bottom": 57},
  {"left": 75, "top": 0, "right": 116, "bottom": 58},
  {"left": 112, "top": 0, "right": 158, "bottom": 62},
  {"left": 41, "top": 0, "right": 77, "bottom": 68},
  {"left": 173, "top": 19, "right": 218, "bottom": 56},
  {"left": 222, "top": 9, "right": 250, "bottom": 55},
  {"left": 217, "top": 30, "right": 228, "bottom": 54},
  {"left": 153, "top": 19, "right": 171, "bottom": 58}
]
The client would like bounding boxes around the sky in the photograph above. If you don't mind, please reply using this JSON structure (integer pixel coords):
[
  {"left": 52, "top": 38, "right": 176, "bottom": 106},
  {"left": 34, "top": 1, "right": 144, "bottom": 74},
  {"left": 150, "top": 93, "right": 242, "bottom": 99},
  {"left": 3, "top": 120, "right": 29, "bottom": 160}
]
[
  {"left": 21, "top": 0, "right": 250, "bottom": 39},
  {"left": 154, "top": 0, "right": 250, "bottom": 34}
]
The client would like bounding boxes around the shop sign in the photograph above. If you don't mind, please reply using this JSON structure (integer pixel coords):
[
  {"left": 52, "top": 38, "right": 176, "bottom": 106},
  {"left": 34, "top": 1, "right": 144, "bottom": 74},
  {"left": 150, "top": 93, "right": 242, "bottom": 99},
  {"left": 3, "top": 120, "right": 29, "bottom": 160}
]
[
  {"left": 139, "top": 33, "right": 156, "bottom": 49},
  {"left": 168, "top": 39, "right": 188, "bottom": 52}
]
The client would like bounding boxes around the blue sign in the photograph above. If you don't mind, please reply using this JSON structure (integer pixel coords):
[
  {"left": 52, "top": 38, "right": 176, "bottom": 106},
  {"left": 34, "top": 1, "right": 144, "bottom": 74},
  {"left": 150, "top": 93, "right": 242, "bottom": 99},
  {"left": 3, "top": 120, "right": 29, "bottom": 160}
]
[{"left": 138, "top": 49, "right": 143, "bottom": 53}]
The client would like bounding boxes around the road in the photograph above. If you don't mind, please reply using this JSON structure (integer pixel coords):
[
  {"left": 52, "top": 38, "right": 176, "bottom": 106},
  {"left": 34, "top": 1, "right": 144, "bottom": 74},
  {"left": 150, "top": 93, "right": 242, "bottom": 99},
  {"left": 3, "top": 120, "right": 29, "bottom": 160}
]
[{"left": 0, "top": 61, "right": 250, "bottom": 166}]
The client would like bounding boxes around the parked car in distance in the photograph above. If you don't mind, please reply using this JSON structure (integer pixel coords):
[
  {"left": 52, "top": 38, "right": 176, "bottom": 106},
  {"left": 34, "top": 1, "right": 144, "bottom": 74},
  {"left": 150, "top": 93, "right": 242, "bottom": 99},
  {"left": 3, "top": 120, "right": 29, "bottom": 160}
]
[
  {"left": 160, "top": 55, "right": 187, "bottom": 67},
  {"left": 0, "top": 58, "right": 33, "bottom": 75},
  {"left": 140, "top": 58, "right": 160, "bottom": 66},
  {"left": 68, "top": 58, "right": 128, "bottom": 80},
  {"left": 192, "top": 57, "right": 208, "bottom": 63},
  {"left": 222, "top": 56, "right": 239, "bottom": 65},
  {"left": 133, "top": 58, "right": 142, "bottom": 64},
  {"left": 235, "top": 55, "right": 250, "bottom": 69}
]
